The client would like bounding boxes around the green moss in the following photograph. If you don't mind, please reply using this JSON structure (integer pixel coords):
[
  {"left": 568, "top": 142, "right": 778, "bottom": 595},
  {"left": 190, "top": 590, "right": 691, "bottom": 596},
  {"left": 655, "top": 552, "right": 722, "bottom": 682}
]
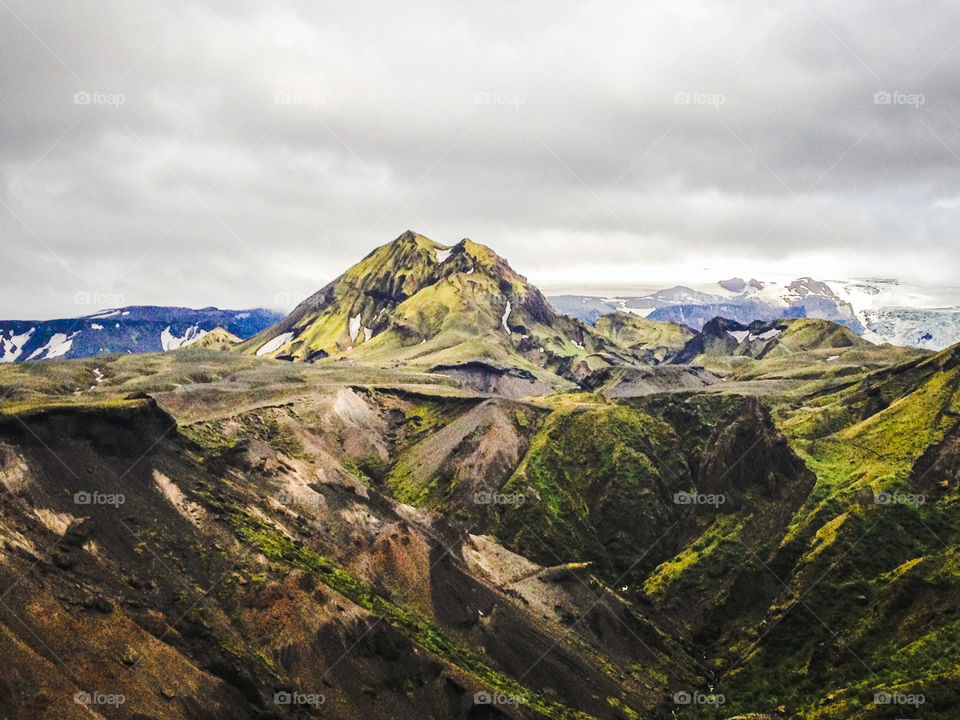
[{"left": 495, "top": 404, "right": 689, "bottom": 586}]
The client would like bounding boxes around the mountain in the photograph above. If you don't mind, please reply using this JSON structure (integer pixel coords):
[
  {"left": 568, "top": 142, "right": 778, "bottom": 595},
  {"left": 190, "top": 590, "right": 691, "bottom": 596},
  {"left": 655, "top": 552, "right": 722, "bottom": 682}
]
[
  {"left": 188, "top": 327, "right": 242, "bottom": 349},
  {"left": 590, "top": 312, "right": 695, "bottom": 364},
  {"left": 0, "top": 306, "right": 282, "bottom": 362},
  {"left": 549, "top": 276, "right": 960, "bottom": 350},
  {"left": 547, "top": 295, "right": 628, "bottom": 325},
  {"left": 674, "top": 316, "right": 871, "bottom": 364},
  {"left": 241, "top": 231, "right": 646, "bottom": 385},
  {"left": 2, "top": 235, "right": 960, "bottom": 720},
  {"left": 828, "top": 278, "right": 960, "bottom": 350},
  {"left": 550, "top": 276, "right": 863, "bottom": 335}
]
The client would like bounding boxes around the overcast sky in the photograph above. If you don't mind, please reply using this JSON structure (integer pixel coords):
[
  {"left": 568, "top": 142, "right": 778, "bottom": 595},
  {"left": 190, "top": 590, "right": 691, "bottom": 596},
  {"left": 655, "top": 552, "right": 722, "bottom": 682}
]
[{"left": 2, "top": 1, "right": 960, "bottom": 318}]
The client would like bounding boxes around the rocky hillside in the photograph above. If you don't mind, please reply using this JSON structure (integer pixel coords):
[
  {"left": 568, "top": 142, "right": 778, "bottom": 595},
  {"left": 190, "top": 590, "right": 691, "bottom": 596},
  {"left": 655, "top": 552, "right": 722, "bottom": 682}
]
[
  {"left": 0, "top": 330, "right": 957, "bottom": 718},
  {"left": 591, "top": 313, "right": 695, "bottom": 364}
]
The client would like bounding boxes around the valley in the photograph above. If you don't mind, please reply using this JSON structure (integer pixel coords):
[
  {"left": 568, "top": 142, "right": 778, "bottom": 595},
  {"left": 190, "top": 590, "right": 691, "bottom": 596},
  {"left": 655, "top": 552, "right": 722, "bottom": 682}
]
[{"left": 0, "top": 233, "right": 957, "bottom": 719}]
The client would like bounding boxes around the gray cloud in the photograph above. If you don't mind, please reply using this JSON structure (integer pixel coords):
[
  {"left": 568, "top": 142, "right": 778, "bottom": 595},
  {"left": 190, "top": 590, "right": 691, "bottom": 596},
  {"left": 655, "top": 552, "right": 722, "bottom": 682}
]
[{"left": 2, "top": 0, "right": 960, "bottom": 318}]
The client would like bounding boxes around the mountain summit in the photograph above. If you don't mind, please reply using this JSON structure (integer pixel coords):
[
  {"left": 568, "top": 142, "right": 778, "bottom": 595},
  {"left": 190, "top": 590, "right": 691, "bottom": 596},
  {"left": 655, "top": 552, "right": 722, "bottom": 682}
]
[{"left": 241, "top": 231, "right": 640, "bottom": 381}]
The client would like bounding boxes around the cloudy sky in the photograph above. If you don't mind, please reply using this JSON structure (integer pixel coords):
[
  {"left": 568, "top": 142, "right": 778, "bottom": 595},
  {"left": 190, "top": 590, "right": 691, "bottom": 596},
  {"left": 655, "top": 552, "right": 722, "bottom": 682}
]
[{"left": 2, "top": 1, "right": 960, "bottom": 318}]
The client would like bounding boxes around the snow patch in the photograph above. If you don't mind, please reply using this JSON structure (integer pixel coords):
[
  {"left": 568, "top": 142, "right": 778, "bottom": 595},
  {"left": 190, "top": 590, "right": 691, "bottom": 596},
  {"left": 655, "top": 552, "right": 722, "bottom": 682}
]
[
  {"left": 728, "top": 330, "right": 749, "bottom": 343},
  {"left": 501, "top": 301, "right": 512, "bottom": 333},
  {"left": 27, "top": 332, "right": 76, "bottom": 360},
  {"left": 434, "top": 247, "right": 452, "bottom": 263},
  {"left": 349, "top": 314, "right": 362, "bottom": 342},
  {"left": 0, "top": 327, "right": 35, "bottom": 363},
  {"left": 256, "top": 331, "right": 295, "bottom": 356},
  {"left": 750, "top": 329, "right": 781, "bottom": 342},
  {"left": 160, "top": 325, "right": 207, "bottom": 351},
  {"left": 90, "top": 323, "right": 103, "bottom": 330},
  {"left": 621, "top": 306, "right": 655, "bottom": 317},
  {"left": 363, "top": 326, "right": 372, "bottom": 342}
]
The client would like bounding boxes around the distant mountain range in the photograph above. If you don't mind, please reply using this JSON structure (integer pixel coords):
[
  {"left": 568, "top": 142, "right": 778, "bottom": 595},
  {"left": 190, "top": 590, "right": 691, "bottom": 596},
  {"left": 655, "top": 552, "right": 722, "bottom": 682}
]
[
  {"left": 1, "top": 260, "right": 956, "bottom": 368},
  {"left": 0, "top": 306, "right": 282, "bottom": 362},
  {"left": 549, "top": 276, "right": 960, "bottom": 350}
]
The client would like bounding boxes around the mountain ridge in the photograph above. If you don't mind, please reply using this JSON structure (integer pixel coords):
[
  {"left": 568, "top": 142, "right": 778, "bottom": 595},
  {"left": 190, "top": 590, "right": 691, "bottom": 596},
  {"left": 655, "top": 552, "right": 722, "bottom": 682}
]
[
  {"left": 0, "top": 306, "right": 282, "bottom": 363},
  {"left": 549, "top": 275, "right": 960, "bottom": 349}
]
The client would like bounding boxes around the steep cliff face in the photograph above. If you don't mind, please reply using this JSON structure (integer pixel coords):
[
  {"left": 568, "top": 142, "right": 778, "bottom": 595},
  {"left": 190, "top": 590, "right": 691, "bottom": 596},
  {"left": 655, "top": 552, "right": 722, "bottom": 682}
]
[{"left": 0, "top": 389, "right": 694, "bottom": 720}]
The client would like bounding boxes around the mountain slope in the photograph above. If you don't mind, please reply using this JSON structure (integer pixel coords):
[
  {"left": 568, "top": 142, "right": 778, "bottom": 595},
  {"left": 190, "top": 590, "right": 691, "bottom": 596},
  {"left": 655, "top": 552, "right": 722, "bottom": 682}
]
[
  {"left": 591, "top": 313, "right": 695, "bottom": 364},
  {"left": 0, "top": 306, "right": 281, "bottom": 363},
  {"left": 0, "top": 322, "right": 958, "bottom": 718}
]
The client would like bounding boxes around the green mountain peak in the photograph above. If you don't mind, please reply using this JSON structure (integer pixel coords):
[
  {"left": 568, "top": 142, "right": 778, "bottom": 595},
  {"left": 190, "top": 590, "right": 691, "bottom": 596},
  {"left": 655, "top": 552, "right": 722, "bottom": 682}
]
[{"left": 239, "top": 231, "right": 637, "bottom": 382}]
